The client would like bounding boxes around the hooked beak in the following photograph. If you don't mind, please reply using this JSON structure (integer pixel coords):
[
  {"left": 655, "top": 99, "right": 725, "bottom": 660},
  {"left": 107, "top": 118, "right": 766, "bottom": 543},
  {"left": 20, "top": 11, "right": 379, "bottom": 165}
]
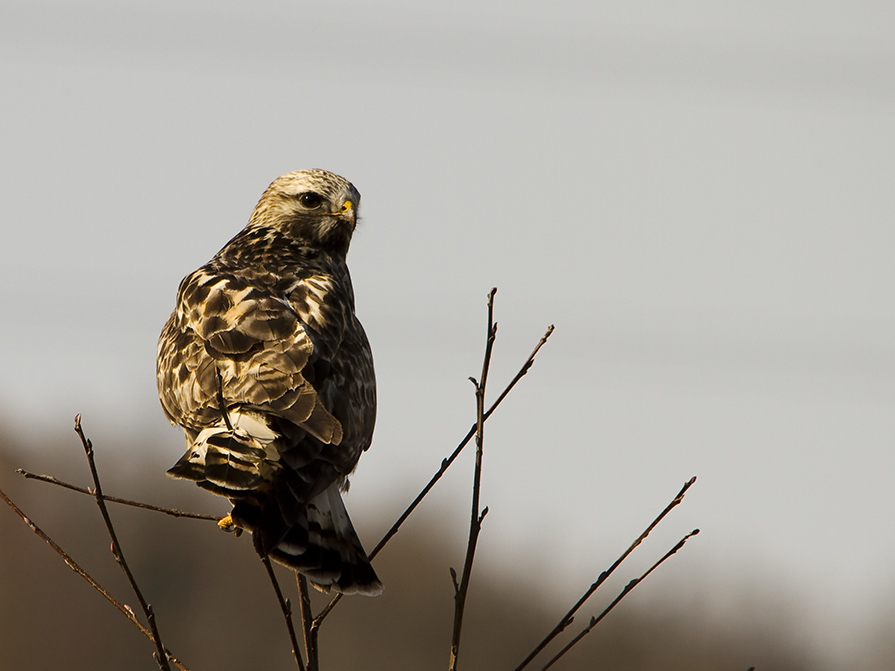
[{"left": 332, "top": 199, "right": 356, "bottom": 226}]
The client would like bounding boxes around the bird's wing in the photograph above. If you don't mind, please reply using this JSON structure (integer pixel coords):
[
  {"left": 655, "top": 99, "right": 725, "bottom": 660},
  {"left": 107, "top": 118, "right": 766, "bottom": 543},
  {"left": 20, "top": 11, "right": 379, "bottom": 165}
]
[{"left": 157, "top": 267, "right": 343, "bottom": 446}]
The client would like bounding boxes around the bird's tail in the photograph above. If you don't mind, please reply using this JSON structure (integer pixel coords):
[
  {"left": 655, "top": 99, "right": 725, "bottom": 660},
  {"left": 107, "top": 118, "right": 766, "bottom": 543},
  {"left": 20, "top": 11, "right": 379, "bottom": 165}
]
[
  {"left": 235, "top": 482, "right": 383, "bottom": 596},
  {"left": 167, "top": 417, "right": 381, "bottom": 596}
]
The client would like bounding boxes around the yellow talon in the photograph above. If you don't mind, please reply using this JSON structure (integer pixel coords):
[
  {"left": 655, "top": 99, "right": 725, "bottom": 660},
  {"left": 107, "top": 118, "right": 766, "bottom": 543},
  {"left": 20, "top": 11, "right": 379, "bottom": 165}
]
[{"left": 218, "top": 513, "right": 235, "bottom": 531}]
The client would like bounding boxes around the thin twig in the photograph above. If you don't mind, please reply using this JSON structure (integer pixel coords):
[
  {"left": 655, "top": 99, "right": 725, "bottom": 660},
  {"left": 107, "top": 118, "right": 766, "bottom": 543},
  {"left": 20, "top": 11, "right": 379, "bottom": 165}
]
[
  {"left": 311, "top": 321, "right": 555, "bottom": 631},
  {"left": 297, "top": 574, "right": 318, "bottom": 671},
  {"left": 16, "top": 470, "right": 219, "bottom": 520},
  {"left": 541, "top": 529, "right": 700, "bottom": 670},
  {"left": 74, "top": 415, "right": 172, "bottom": 671},
  {"left": 449, "top": 287, "right": 498, "bottom": 671},
  {"left": 513, "top": 476, "right": 697, "bottom": 671},
  {"left": 0, "top": 485, "right": 191, "bottom": 671},
  {"left": 262, "top": 557, "right": 306, "bottom": 671},
  {"left": 477, "top": 287, "right": 499, "bottom": 396}
]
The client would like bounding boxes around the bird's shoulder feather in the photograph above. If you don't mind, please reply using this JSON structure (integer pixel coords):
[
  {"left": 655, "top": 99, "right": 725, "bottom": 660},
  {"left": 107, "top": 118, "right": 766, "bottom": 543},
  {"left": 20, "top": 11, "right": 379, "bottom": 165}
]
[{"left": 157, "top": 230, "right": 354, "bottom": 446}]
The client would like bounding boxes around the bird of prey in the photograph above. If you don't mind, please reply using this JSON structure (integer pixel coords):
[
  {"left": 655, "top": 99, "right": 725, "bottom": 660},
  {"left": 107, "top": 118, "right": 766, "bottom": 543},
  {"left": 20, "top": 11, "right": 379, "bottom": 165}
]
[{"left": 156, "top": 169, "right": 381, "bottom": 595}]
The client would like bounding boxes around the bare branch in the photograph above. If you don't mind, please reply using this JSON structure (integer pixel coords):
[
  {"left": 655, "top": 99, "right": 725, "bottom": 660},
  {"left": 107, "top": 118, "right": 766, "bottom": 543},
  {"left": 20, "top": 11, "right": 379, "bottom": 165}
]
[
  {"left": 513, "top": 477, "right": 698, "bottom": 671},
  {"left": 541, "top": 529, "right": 700, "bottom": 670},
  {"left": 449, "top": 287, "right": 498, "bottom": 671},
  {"left": 297, "top": 574, "right": 319, "bottom": 671},
  {"left": 0, "top": 484, "right": 191, "bottom": 671},
  {"left": 309, "top": 595, "right": 336, "bottom": 642},
  {"left": 74, "top": 415, "right": 173, "bottom": 671},
  {"left": 312, "top": 314, "right": 555, "bottom": 630},
  {"left": 16, "top": 469, "right": 219, "bottom": 521},
  {"left": 261, "top": 557, "right": 306, "bottom": 671},
  {"left": 371, "top": 319, "right": 553, "bottom": 563}
]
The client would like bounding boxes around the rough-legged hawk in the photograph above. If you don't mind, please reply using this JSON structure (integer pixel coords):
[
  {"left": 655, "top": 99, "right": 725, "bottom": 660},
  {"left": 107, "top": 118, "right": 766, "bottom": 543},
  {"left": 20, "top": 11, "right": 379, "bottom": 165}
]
[{"left": 157, "top": 169, "right": 380, "bottom": 595}]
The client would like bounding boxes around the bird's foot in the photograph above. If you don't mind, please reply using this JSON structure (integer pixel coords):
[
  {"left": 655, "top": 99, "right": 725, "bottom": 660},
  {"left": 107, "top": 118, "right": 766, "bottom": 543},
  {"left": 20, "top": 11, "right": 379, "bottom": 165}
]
[{"left": 217, "top": 513, "right": 242, "bottom": 536}]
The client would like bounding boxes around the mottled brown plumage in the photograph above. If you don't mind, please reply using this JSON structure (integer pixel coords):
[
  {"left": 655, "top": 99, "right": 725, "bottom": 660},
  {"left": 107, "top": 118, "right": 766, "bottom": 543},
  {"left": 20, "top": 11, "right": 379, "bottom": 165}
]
[{"left": 157, "top": 169, "right": 380, "bottom": 595}]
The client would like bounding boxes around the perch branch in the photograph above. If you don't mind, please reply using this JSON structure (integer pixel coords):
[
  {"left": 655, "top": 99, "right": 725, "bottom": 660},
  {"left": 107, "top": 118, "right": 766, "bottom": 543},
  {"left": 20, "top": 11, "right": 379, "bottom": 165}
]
[
  {"left": 74, "top": 415, "right": 173, "bottom": 671},
  {"left": 513, "top": 476, "right": 697, "bottom": 671},
  {"left": 261, "top": 557, "right": 306, "bottom": 671},
  {"left": 16, "top": 469, "right": 219, "bottom": 520},
  {"left": 297, "top": 575, "right": 319, "bottom": 671},
  {"left": 541, "top": 529, "right": 700, "bottom": 670}
]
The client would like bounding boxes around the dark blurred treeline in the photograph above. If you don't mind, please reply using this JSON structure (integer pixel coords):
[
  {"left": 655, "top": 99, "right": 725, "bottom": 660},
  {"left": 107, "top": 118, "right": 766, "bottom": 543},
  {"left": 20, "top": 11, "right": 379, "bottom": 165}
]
[{"left": 0, "top": 429, "right": 873, "bottom": 671}]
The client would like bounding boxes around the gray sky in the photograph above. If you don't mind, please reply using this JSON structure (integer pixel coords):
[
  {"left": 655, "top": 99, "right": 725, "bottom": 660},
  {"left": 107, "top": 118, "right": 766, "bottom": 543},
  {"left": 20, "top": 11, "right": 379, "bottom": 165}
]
[{"left": 2, "top": 1, "right": 894, "bottom": 665}]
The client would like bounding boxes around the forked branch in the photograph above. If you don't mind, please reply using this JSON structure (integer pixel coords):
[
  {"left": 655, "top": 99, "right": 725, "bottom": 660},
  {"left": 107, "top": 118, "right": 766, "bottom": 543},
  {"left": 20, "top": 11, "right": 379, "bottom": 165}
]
[
  {"left": 513, "top": 477, "right": 698, "bottom": 671},
  {"left": 541, "top": 529, "right": 700, "bottom": 670},
  {"left": 312, "top": 313, "right": 554, "bottom": 631},
  {"left": 371, "top": 317, "right": 553, "bottom": 563}
]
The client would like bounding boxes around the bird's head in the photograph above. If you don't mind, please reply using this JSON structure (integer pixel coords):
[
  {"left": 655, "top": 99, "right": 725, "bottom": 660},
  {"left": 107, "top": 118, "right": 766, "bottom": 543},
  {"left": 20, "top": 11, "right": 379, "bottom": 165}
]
[{"left": 249, "top": 169, "right": 362, "bottom": 256}]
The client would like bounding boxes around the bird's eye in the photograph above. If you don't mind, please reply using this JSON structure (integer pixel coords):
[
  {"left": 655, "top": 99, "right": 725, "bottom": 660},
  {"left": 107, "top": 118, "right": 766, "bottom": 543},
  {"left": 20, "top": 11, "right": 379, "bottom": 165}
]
[{"left": 298, "top": 192, "right": 325, "bottom": 209}]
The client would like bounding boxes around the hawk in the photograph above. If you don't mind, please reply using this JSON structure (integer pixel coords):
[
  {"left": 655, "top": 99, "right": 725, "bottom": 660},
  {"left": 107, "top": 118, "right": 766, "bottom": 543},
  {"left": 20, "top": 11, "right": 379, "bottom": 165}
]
[{"left": 157, "top": 169, "right": 381, "bottom": 595}]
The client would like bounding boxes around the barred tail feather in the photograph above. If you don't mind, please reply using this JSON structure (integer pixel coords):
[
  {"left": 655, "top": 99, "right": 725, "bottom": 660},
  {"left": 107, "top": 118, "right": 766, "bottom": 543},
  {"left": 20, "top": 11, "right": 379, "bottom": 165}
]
[
  {"left": 167, "top": 419, "right": 381, "bottom": 596},
  {"left": 266, "top": 484, "right": 382, "bottom": 596}
]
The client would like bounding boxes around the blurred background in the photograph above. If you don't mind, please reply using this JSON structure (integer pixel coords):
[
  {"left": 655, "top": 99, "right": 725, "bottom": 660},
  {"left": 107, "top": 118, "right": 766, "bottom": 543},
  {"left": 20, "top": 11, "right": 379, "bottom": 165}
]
[{"left": 1, "top": 1, "right": 894, "bottom": 669}]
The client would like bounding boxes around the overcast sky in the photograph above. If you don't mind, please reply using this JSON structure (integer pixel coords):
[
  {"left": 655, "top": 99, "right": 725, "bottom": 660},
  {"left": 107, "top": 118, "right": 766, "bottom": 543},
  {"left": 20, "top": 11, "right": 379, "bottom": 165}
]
[{"left": 2, "top": 1, "right": 894, "bottom": 666}]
